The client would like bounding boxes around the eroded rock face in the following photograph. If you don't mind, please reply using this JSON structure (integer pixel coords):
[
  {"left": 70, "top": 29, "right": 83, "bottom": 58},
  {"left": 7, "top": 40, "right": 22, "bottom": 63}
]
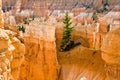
[
  {"left": 19, "top": 20, "right": 60, "bottom": 80},
  {"left": 101, "top": 29, "right": 120, "bottom": 80},
  {"left": 0, "top": 29, "right": 25, "bottom": 80},
  {"left": 11, "top": 37, "right": 25, "bottom": 80},
  {"left": 0, "top": 30, "right": 13, "bottom": 80},
  {"left": 55, "top": 21, "right": 107, "bottom": 49}
]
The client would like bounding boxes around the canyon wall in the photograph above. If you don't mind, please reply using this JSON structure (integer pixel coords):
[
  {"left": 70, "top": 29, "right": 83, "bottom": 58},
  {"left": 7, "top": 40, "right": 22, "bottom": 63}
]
[
  {"left": 106, "top": 10, "right": 120, "bottom": 31},
  {"left": 0, "top": 0, "right": 120, "bottom": 80},
  {"left": 0, "top": 29, "right": 13, "bottom": 80},
  {"left": 19, "top": 20, "right": 60, "bottom": 80},
  {"left": 55, "top": 21, "right": 107, "bottom": 49},
  {"left": 0, "top": 29, "right": 25, "bottom": 80},
  {"left": 0, "top": 1, "right": 25, "bottom": 80},
  {"left": 0, "top": 1, "right": 22, "bottom": 80},
  {"left": 11, "top": 35, "right": 25, "bottom": 80}
]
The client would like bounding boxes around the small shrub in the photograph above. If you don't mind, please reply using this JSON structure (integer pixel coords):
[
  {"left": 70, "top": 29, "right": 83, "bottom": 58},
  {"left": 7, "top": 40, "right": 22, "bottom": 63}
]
[
  {"left": 93, "top": 46, "right": 97, "bottom": 54},
  {"left": 17, "top": 25, "right": 25, "bottom": 33},
  {"left": 92, "top": 12, "right": 98, "bottom": 22}
]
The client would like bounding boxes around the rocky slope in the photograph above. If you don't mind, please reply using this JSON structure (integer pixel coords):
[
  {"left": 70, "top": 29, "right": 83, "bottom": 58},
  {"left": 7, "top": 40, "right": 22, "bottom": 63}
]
[{"left": 58, "top": 46, "right": 106, "bottom": 80}]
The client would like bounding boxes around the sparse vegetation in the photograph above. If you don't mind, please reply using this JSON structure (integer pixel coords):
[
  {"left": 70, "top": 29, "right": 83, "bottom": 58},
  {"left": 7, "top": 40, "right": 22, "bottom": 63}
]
[
  {"left": 102, "top": 0, "right": 109, "bottom": 12},
  {"left": 92, "top": 12, "right": 98, "bottom": 22},
  {"left": 107, "top": 24, "right": 110, "bottom": 32},
  {"left": 60, "top": 12, "right": 81, "bottom": 52},
  {"left": 93, "top": 45, "right": 97, "bottom": 54},
  {"left": 96, "top": 0, "right": 109, "bottom": 13},
  {"left": 17, "top": 25, "right": 25, "bottom": 33},
  {"left": 60, "top": 12, "right": 74, "bottom": 51}
]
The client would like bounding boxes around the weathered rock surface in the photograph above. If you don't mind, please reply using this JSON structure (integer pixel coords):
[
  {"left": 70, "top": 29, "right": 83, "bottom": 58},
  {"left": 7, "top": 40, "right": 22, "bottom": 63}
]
[
  {"left": 105, "top": 10, "right": 120, "bottom": 32},
  {"left": 0, "top": 29, "right": 25, "bottom": 80},
  {"left": 55, "top": 21, "right": 107, "bottom": 49},
  {"left": 19, "top": 20, "right": 60, "bottom": 80},
  {"left": 11, "top": 36, "right": 25, "bottom": 80},
  {"left": 0, "top": 29, "right": 13, "bottom": 80},
  {"left": 101, "top": 29, "right": 120, "bottom": 80}
]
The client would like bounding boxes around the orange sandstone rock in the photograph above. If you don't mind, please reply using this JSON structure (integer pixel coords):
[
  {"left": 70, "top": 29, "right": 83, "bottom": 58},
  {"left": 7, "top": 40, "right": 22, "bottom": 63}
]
[
  {"left": 101, "top": 29, "right": 120, "bottom": 80},
  {"left": 19, "top": 23, "right": 60, "bottom": 80},
  {"left": 0, "top": 29, "right": 25, "bottom": 80}
]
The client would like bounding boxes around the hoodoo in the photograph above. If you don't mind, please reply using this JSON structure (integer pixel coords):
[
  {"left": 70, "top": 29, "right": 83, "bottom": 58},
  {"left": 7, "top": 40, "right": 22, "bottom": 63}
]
[{"left": 0, "top": 0, "right": 120, "bottom": 80}]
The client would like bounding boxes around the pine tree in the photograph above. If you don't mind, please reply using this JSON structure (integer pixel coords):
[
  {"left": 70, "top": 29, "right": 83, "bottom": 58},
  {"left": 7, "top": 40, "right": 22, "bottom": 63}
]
[{"left": 60, "top": 12, "right": 74, "bottom": 51}]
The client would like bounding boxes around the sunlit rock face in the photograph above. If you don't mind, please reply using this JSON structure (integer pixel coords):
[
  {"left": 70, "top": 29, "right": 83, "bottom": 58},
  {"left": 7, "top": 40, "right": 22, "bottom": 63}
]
[
  {"left": 11, "top": 36, "right": 25, "bottom": 80},
  {"left": 0, "top": 29, "right": 25, "bottom": 80},
  {"left": 101, "top": 29, "right": 120, "bottom": 80},
  {"left": 0, "top": 29, "right": 13, "bottom": 80},
  {"left": 19, "top": 19, "right": 60, "bottom": 80}
]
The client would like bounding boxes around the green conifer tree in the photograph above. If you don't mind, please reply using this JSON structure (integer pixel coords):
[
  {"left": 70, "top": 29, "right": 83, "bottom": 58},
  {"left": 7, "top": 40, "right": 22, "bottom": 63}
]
[
  {"left": 60, "top": 12, "right": 74, "bottom": 51},
  {"left": 18, "top": 25, "right": 25, "bottom": 33}
]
